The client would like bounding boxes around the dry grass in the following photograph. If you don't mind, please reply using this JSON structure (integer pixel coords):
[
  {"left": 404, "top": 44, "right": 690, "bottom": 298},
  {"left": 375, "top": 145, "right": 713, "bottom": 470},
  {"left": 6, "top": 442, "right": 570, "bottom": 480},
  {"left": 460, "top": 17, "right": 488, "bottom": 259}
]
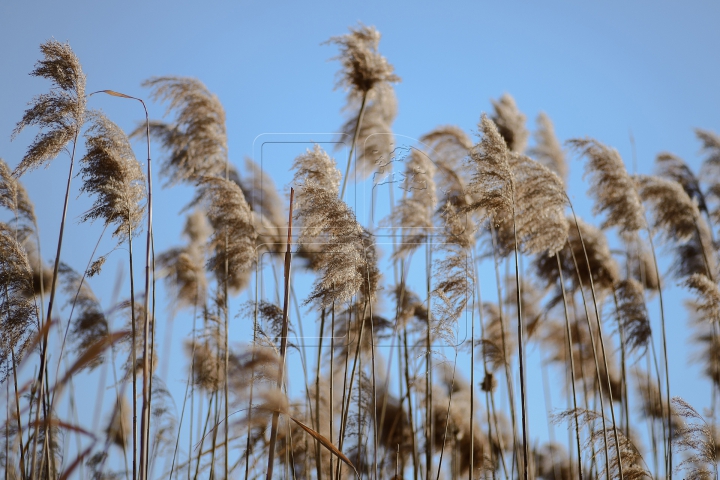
[{"left": 3, "top": 27, "right": 720, "bottom": 480}]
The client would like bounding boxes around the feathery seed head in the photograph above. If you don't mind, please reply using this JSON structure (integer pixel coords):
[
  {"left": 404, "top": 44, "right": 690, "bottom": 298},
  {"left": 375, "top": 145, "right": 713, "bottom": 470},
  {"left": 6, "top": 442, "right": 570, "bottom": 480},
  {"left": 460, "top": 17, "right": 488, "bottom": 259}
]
[
  {"left": 106, "top": 398, "right": 130, "bottom": 448},
  {"left": 137, "top": 76, "right": 227, "bottom": 184},
  {"left": 656, "top": 152, "right": 708, "bottom": 216},
  {"left": 0, "top": 224, "right": 37, "bottom": 382},
  {"left": 0, "top": 159, "right": 36, "bottom": 229},
  {"left": 490, "top": 93, "right": 528, "bottom": 154},
  {"left": 12, "top": 40, "right": 86, "bottom": 177},
  {"left": 183, "top": 208, "right": 212, "bottom": 246},
  {"left": 635, "top": 174, "right": 701, "bottom": 242},
  {"left": 570, "top": 138, "right": 645, "bottom": 233},
  {"left": 635, "top": 174, "right": 716, "bottom": 280},
  {"left": 59, "top": 263, "right": 109, "bottom": 371},
  {"left": 685, "top": 273, "right": 720, "bottom": 325},
  {"left": 672, "top": 396, "right": 718, "bottom": 479},
  {"left": 325, "top": 24, "right": 400, "bottom": 95},
  {"left": 614, "top": 279, "right": 652, "bottom": 353},
  {"left": 193, "top": 176, "right": 256, "bottom": 293},
  {"left": 388, "top": 148, "right": 437, "bottom": 257},
  {"left": 534, "top": 217, "right": 619, "bottom": 294},
  {"left": 294, "top": 177, "right": 377, "bottom": 307},
  {"left": 494, "top": 152, "right": 569, "bottom": 257},
  {"left": 696, "top": 128, "right": 720, "bottom": 167},
  {"left": 420, "top": 125, "right": 473, "bottom": 209},
  {"left": 529, "top": 112, "right": 567, "bottom": 182},
  {"left": 292, "top": 144, "right": 342, "bottom": 196},
  {"left": 79, "top": 111, "right": 146, "bottom": 243},
  {"left": 466, "top": 114, "right": 514, "bottom": 223}
]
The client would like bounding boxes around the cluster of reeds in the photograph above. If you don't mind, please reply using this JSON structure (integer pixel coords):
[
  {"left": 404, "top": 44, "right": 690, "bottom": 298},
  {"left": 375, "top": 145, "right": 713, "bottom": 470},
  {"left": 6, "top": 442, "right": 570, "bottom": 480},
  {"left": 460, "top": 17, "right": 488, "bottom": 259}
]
[{"left": 1, "top": 25, "right": 720, "bottom": 480}]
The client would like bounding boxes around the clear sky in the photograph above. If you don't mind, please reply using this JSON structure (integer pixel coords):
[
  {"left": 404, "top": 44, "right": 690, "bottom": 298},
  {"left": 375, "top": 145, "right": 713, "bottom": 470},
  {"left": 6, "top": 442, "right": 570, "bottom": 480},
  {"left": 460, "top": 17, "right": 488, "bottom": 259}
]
[{"left": 1, "top": 0, "right": 719, "bottom": 476}]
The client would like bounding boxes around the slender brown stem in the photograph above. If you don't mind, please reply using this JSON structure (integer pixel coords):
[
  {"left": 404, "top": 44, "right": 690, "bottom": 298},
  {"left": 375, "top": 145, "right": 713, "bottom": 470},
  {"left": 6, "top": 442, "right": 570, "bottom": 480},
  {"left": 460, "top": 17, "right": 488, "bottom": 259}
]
[
  {"left": 566, "top": 211, "right": 612, "bottom": 480},
  {"left": 30, "top": 126, "right": 79, "bottom": 480},
  {"left": 265, "top": 188, "right": 294, "bottom": 480},
  {"left": 315, "top": 309, "right": 325, "bottom": 480},
  {"left": 557, "top": 253, "right": 583, "bottom": 479},
  {"left": 339, "top": 91, "right": 368, "bottom": 201},
  {"left": 510, "top": 204, "right": 529, "bottom": 480}
]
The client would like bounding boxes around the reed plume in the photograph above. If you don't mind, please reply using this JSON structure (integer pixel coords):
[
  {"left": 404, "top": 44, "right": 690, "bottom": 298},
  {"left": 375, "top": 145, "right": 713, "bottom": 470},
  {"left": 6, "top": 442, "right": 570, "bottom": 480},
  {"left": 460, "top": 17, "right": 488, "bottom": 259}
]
[
  {"left": 294, "top": 178, "right": 368, "bottom": 307},
  {"left": 491, "top": 93, "right": 528, "bottom": 154},
  {"left": 656, "top": 152, "right": 708, "bottom": 217},
  {"left": 534, "top": 217, "right": 619, "bottom": 295},
  {"left": 185, "top": 338, "right": 224, "bottom": 393},
  {"left": 11, "top": 40, "right": 86, "bottom": 177},
  {"left": 233, "top": 158, "right": 286, "bottom": 241},
  {"left": 686, "top": 292, "right": 720, "bottom": 392},
  {"left": 0, "top": 223, "right": 37, "bottom": 383},
  {"left": 0, "top": 158, "right": 36, "bottom": 234},
  {"left": 292, "top": 144, "right": 343, "bottom": 194},
  {"left": 388, "top": 148, "right": 437, "bottom": 258},
  {"left": 466, "top": 114, "right": 514, "bottom": 221},
  {"left": 58, "top": 263, "right": 109, "bottom": 371},
  {"left": 625, "top": 236, "right": 661, "bottom": 293},
  {"left": 157, "top": 210, "right": 209, "bottom": 310},
  {"left": 533, "top": 443, "right": 575, "bottom": 480},
  {"left": 325, "top": 23, "right": 400, "bottom": 97},
  {"left": 79, "top": 111, "right": 147, "bottom": 242},
  {"left": 554, "top": 408, "right": 651, "bottom": 480},
  {"left": 106, "top": 397, "right": 131, "bottom": 449},
  {"left": 635, "top": 174, "right": 715, "bottom": 280},
  {"left": 136, "top": 76, "right": 227, "bottom": 184},
  {"left": 21, "top": 241, "right": 53, "bottom": 299},
  {"left": 468, "top": 112, "right": 532, "bottom": 480},
  {"left": 570, "top": 138, "right": 645, "bottom": 233},
  {"left": 419, "top": 125, "right": 473, "bottom": 209},
  {"left": 12, "top": 41, "right": 88, "bottom": 477},
  {"left": 494, "top": 152, "right": 569, "bottom": 257},
  {"left": 672, "top": 396, "right": 718, "bottom": 480},
  {"left": 481, "top": 302, "right": 515, "bottom": 374},
  {"left": 326, "top": 23, "right": 400, "bottom": 197},
  {"left": 530, "top": 112, "right": 568, "bottom": 183},
  {"left": 685, "top": 274, "right": 720, "bottom": 325},
  {"left": 432, "top": 243, "right": 474, "bottom": 346},
  {"left": 614, "top": 279, "right": 652, "bottom": 353},
  {"left": 192, "top": 176, "right": 256, "bottom": 292}
]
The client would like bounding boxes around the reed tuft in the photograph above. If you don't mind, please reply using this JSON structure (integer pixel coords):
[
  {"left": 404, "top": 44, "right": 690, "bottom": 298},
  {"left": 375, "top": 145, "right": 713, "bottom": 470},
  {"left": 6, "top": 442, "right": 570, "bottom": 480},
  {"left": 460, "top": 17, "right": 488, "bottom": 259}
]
[
  {"left": 325, "top": 23, "right": 400, "bottom": 96},
  {"left": 466, "top": 114, "right": 514, "bottom": 222},
  {"left": 136, "top": 76, "right": 227, "bottom": 184},
  {"left": 12, "top": 40, "right": 86, "bottom": 177},
  {"left": 193, "top": 176, "right": 257, "bottom": 292},
  {"left": 570, "top": 138, "right": 645, "bottom": 233},
  {"left": 614, "top": 279, "right": 652, "bottom": 353},
  {"left": 79, "top": 111, "right": 147, "bottom": 242},
  {"left": 491, "top": 93, "right": 528, "bottom": 154},
  {"left": 529, "top": 112, "right": 568, "bottom": 183}
]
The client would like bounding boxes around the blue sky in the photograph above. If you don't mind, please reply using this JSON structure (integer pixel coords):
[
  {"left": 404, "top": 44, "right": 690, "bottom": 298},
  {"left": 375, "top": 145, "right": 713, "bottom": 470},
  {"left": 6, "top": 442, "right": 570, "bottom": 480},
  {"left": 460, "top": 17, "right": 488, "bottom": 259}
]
[{"left": 2, "top": 0, "right": 719, "bottom": 475}]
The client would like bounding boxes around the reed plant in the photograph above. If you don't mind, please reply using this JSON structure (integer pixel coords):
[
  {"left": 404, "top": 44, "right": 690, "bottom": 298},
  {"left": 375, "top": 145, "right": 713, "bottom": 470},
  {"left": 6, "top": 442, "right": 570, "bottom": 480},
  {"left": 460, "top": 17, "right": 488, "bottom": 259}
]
[{"left": 3, "top": 27, "right": 720, "bottom": 480}]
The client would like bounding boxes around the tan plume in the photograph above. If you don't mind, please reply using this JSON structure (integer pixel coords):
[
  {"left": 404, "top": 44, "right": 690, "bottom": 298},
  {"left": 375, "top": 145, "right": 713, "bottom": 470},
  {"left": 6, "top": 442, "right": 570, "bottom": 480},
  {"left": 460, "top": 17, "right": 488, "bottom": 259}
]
[
  {"left": 529, "top": 112, "right": 568, "bottom": 182},
  {"left": 136, "top": 76, "right": 227, "bottom": 184},
  {"left": 490, "top": 93, "right": 528, "bottom": 154},
  {"left": 12, "top": 40, "right": 86, "bottom": 177},
  {"left": 569, "top": 138, "right": 645, "bottom": 233},
  {"left": 79, "top": 111, "right": 146, "bottom": 243}
]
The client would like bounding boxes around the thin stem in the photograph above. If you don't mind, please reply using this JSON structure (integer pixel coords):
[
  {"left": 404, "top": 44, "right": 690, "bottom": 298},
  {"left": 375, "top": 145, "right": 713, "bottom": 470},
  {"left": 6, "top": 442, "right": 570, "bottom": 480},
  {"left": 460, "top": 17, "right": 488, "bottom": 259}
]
[
  {"left": 265, "top": 188, "right": 294, "bottom": 480},
  {"left": 557, "top": 253, "right": 583, "bottom": 479},
  {"left": 339, "top": 91, "right": 368, "bottom": 201},
  {"left": 31, "top": 127, "right": 80, "bottom": 480},
  {"left": 510, "top": 204, "right": 529, "bottom": 480}
]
